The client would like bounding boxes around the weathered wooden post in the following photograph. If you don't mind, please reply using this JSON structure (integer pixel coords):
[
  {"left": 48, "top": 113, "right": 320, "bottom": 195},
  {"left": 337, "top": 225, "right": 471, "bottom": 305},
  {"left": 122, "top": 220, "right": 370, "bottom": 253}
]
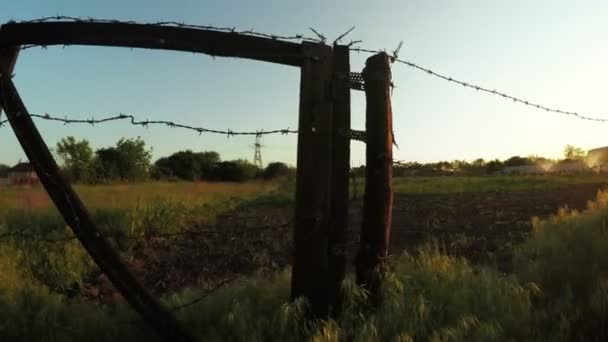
[
  {"left": 0, "top": 46, "right": 19, "bottom": 117},
  {"left": 292, "top": 42, "right": 334, "bottom": 316},
  {"left": 328, "top": 45, "right": 350, "bottom": 314},
  {"left": 355, "top": 52, "right": 393, "bottom": 297}
]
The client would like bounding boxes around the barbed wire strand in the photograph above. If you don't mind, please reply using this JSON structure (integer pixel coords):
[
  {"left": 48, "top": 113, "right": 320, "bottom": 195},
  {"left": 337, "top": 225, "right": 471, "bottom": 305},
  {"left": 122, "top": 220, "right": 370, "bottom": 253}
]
[
  {"left": 9, "top": 17, "right": 607, "bottom": 122},
  {"left": 350, "top": 46, "right": 608, "bottom": 123},
  {"left": 0, "top": 113, "right": 298, "bottom": 137},
  {"left": 0, "top": 112, "right": 369, "bottom": 142}
]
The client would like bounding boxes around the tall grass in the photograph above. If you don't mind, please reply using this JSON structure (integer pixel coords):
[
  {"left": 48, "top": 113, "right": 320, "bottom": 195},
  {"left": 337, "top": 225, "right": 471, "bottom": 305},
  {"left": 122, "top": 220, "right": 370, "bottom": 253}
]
[
  {"left": 0, "top": 181, "right": 279, "bottom": 295},
  {"left": 4, "top": 180, "right": 608, "bottom": 340},
  {"left": 0, "top": 245, "right": 535, "bottom": 341}
]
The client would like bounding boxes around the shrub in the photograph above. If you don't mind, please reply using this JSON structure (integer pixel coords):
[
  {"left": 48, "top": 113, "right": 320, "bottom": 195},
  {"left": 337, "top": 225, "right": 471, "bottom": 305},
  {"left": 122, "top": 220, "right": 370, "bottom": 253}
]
[{"left": 263, "top": 162, "right": 292, "bottom": 179}]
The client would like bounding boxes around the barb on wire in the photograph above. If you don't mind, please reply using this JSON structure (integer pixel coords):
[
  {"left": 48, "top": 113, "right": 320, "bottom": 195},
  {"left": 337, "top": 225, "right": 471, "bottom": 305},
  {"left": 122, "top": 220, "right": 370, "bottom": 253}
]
[
  {"left": 350, "top": 46, "right": 608, "bottom": 122},
  {"left": 309, "top": 27, "right": 327, "bottom": 44},
  {"left": 333, "top": 26, "right": 356, "bottom": 45},
  {"left": 8, "top": 16, "right": 323, "bottom": 51},
  {"left": 391, "top": 41, "right": 404, "bottom": 61}
]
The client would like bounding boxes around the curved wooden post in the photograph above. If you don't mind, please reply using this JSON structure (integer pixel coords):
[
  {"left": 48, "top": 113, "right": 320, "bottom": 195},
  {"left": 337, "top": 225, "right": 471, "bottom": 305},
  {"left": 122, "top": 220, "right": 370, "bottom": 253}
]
[
  {"left": 0, "top": 74, "right": 193, "bottom": 342},
  {"left": 0, "top": 46, "right": 18, "bottom": 117}
]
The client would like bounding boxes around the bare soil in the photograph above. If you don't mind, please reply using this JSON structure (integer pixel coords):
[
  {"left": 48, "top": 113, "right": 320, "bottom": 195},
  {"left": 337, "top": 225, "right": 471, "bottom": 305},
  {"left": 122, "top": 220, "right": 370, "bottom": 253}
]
[{"left": 84, "top": 182, "right": 608, "bottom": 300}]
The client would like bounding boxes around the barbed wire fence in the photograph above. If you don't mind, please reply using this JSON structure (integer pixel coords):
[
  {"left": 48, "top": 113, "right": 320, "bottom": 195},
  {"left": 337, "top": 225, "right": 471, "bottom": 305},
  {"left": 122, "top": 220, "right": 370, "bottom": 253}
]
[
  {"left": 350, "top": 47, "right": 608, "bottom": 122},
  {"left": 2, "top": 16, "right": 607, "bottom": 317},
  {"left": 6, "top": 16, "right": 606, "bottom": 122},
  {"left": 2, "top": 16, "right": 603, "bottom": 242}
]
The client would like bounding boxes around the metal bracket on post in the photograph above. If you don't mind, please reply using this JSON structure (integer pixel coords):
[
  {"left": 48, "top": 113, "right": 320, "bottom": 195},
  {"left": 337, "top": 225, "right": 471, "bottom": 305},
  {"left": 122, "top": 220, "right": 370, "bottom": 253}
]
[
  {"left": 349, "top": 72, "right": 365, "bottom": 91},
  {"left": 349, "top": 129, "right": 367, "bottom": 143}
]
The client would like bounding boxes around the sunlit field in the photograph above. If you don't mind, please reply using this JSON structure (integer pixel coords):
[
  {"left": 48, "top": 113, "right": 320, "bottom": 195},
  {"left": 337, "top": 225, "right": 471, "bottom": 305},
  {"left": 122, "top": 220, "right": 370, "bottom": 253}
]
[
  {"left": 2, "top": 175, "right": 608, "bottom": 340},
  {"left": 0, "top": 181, "right": 277, "bottom": 213},
  {"left": 349, "top": 174, "right": 608, "bottom": 195}
]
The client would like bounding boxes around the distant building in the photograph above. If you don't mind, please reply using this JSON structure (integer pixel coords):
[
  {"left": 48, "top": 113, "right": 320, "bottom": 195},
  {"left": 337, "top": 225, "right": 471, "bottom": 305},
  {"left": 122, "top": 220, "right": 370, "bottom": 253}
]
[
  {"left": 501, "top": 165, "right": 546, "bottom": 175},
  {"left": 587, "top": 146, "right": 608, "bottom": 172},
  {"left": 7, "top": 162, "right": 39, "bottom": 185},
  {"left": 500, "top": 160, "right": 591, "bottom": 175}
]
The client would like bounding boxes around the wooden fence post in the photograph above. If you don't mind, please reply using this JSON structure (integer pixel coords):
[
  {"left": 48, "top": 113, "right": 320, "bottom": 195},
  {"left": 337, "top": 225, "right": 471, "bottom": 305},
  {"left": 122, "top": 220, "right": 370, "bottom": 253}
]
[
  {"left": 292, "top": 42, "right": 334, "bottom": 316},
  {"left": 328, "top": 45, "right": 350, "bottom": 314},
  {"left": 355, "top": 53, "right": 393, "bottom": 297},
  {"left": 0, "top": 75, "right": 194, "bottom": 342},
  {"left": 0, "top": 46, "right": 19, "bottom": 117}
]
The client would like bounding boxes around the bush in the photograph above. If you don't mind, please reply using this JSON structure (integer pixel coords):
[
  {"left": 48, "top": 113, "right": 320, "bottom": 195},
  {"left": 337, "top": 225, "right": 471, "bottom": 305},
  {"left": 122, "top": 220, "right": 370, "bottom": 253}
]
[{"left": 263, "top": 162, "right": 292, "bottom": 179}]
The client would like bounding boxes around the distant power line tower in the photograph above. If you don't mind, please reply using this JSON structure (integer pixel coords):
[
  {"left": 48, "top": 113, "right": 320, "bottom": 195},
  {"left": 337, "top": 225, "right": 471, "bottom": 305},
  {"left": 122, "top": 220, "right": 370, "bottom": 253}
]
[{"left": 252, "top": 134, "right": 263, "bottom": 168}]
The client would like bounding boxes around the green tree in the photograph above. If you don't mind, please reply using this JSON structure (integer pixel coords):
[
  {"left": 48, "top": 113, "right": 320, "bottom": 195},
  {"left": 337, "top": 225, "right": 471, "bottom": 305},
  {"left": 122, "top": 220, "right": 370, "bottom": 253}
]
[
  {"left": 472, "top": 158, "right": 486, "bottom": 168},
  {"left": 485, "top": 159, "right": 504, "bottom": 174},
  {"left": 94, "top": 137, "right": 152, "bottom": 181},
  {"left": 94, "top": 147, "right": 122, "bottom": 181},
  {"left": 212, "top": 159, "right": 260, "bottom": 182},
  {"left": 564, "top": 145, "right": 586, "bottom": 161},
  {"left": 56, "top": 136, "right": 94, "bottom": 182},
  {"left": 153, "top": 150, "right": 220, "bottom": 180},
  {"left": 504, "top": 156, "right": 530, "bottom": 167}
]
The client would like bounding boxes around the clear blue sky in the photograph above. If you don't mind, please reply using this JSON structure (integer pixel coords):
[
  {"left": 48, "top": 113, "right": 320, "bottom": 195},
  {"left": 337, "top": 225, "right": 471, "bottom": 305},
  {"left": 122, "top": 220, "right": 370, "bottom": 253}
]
[{"left": 1, "top": 0, "right": 608, "bottom": 167}]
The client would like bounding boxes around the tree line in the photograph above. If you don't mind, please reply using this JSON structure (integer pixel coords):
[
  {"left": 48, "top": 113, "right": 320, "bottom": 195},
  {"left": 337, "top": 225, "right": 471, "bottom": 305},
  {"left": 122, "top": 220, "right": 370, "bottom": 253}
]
[
  {"left": 351, "top": 145, "right": 589, "bottom": 177},
  {"left": 53, "top": 136, "right": 292, "bottom": 183},
  {"left": 3, "top": 138, "right": 589, "bottom": 182}
]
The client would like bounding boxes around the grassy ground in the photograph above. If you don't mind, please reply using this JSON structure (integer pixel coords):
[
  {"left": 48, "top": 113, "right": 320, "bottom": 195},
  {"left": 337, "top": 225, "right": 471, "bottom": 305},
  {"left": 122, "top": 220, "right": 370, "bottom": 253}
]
[
  {"left": 2, "top": 175, "right": 608, "bottom": 340},
  {"left": 349, "top": 174, "right": 608, "bottom": 195},
  {"left": 3, "top": 191, "right": 608, "bottom": 340},
  {"left": 0, "top": 181, "right": 276, "bottom": 213}
]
